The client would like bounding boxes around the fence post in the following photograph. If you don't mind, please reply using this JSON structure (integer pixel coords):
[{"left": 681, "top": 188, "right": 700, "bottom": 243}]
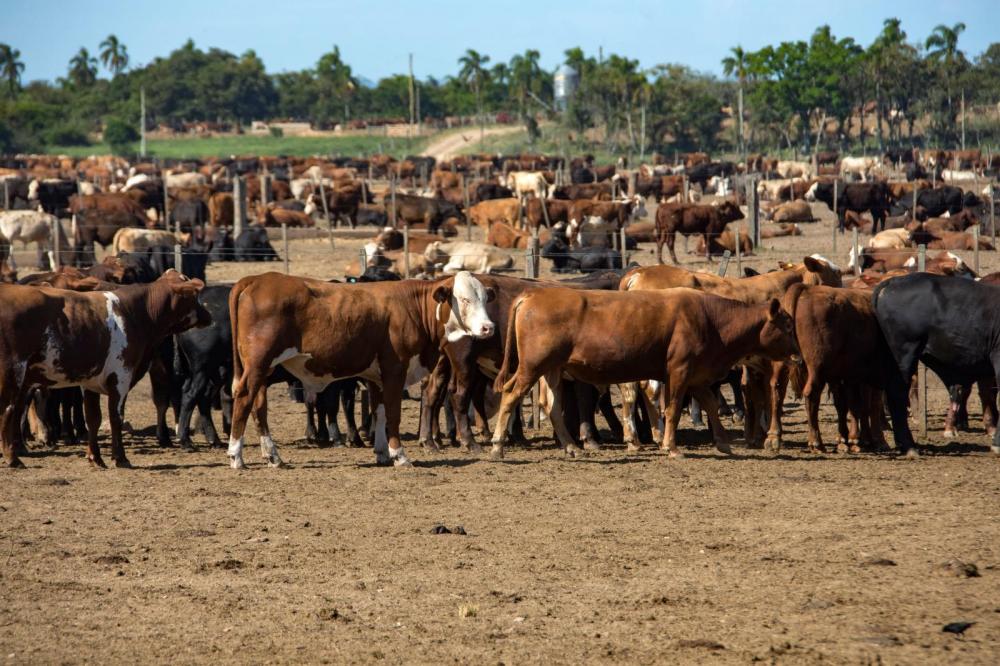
[
  {"left": 852, "top": 228, "right": 861, "bottom": 276},
  {"left": 2, "top": 179, "right": 9, "bottom": 209},
  {"left": 973, "top": 226, "right": 980, "bottom": 274},
  {"left": 463, "top": 180, "right": 472, "bottom": 241},
  {"left": 734, "top": 222, "right": 742, "bottom": 276},
  {"left": 390, "top": 176, "right": 397, "bottom": 227},
  {"left": 918, "top": 243, "right": 927, "bottom": 440},
  {"left": 530, "top": 227, "right": 540, "bottom": 278},
  {"left": 912, "top": 186, "right": 917, "bottom": 225},
  {"left": 51, "top": 217, "right": 61, "bottom": 268},
  {"left": 620, "top": 224, "right": 628, "bottom": 266},
  {"left": 260, "top": 174, "right": 272, "bottom": 207},
  {"left": 717, "top": 250, "right": 732, "bottom": 277},
  {"left": 403, "top": 224, "right": 410, "bottom": 278},
  {"left": 991, "top": 188, "right": 996, "bottom": 243},
  {"left": 282, "top": 223, "right": 290, "bottom": 274},
  {"left": 163, "top": 178, "right": 171, "bottom": 231},
  {"left": 359, "top": 247, "right": 368, "bottom": 275},
  {"left": 682, "top": 176, "right": 689, "bottom": 203},
  {"left": 232, "top": 176, "right": 246, "bottom": 238},
  {"left": 173, "top": 243, "right": 182, "bottom": 276},
  {"left": 832, "top": 179, "right": 839, "bottom": 253}
]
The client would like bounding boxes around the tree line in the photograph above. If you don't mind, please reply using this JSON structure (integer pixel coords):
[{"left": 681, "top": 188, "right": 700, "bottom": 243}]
[{"left": 0, "top": 19, "right": 998, "bottom": 156}]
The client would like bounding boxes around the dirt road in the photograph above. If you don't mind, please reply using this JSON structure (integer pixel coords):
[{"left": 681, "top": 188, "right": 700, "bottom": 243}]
[{"left": 421, "top": 125, "right": 521, "bottom": 161}]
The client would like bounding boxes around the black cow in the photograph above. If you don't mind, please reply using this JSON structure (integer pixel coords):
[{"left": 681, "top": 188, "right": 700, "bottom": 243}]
[
  {"left": 809, "top": 181, "right": 890, "bottom": 233},
  {"left": 169, "top": 199, "right": 209, "bottom": 232},
  {"left": 907, "top": 186, "right": 965, "bottom": 217},
  {"left": 31, "top": 179, "right": 77, "bottom": 215},
  {"left": 234, "top": 224, "right": 279, "bottom": 261},
  {"left": 474, "top": 183, "right": 514, "bottom": 203},
  {"left": 873, "top": 273, "right": 1000, "bottom": 455},
  {"left": 541, "top": 227, "right": 623, "bottom": 273},
  {"left": 356, "top": 204, "right": 388, "bottom": 227}
]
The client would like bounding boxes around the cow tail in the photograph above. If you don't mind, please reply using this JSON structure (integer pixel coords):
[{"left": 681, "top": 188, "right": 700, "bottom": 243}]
[
  {"left": 782, "top": 283, "right": 807, "bottom": 399},
  {"left": 111, "top": 227, "right": 123, "bottom": 256},
  {"left": 229, "top": 279, "right": 249, "bottom": 390},
  {"left": 493, "top": 296, "right": 524, "bottom": 394}
]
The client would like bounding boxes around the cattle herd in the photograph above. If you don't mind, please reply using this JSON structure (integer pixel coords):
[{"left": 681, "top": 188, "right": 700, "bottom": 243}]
[{"left": 0, "top": 146, "right": 998, "bottom": 470}]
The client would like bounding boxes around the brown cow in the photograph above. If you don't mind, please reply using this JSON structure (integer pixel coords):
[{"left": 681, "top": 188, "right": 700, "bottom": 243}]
[
  {"left": 525, "top": 198, "right": 571, "bottom": 228},
  {"left": 654, "top": 200, "right": 745, "bottom": 264},
  {"left": 468, "top": 198, "right": 520, "bottom": 228},
  {"left": 256, "top": 203, "right": 315, "bottom": 227},
  {"left": 760, "top": 223, "right": 802, "bottom": 239},
  {"left": 0, "top": 271, "right": 210, "bottom": 468},
  {"left": 694, "top": 229, "right": 753, "bottom": 256},
  {"left": 208, "top": 192, "right": 234, "bottom": 227},
  {"left": 226, "top": 271, "right": 496, "bottom": 469},
  {"left": 487, "top": 221, "right": 549, "bottom": 249},
  {"left": 778, "top": 284, "right": 887, "bottom": 453},
  {"left": 489, "top": 287, "right": 798, "bottom": 458}
]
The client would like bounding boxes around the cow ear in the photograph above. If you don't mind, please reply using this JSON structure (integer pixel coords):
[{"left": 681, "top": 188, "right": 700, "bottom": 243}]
[
  {"left": 432, "top": 285, "right": 452, "bottom": 303},
  {"left": 485, "top": 287, "right": 497, "bottom": 303},
  {"left": 803, "top": 256, "right": 821, "bottom": 272},
  {"left": 768, "top": 298, "right": 781, "bottom": 319}
]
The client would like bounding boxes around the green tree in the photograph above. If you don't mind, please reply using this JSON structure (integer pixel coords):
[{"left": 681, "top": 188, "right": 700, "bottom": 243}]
[
  {"left": 67, "top": 48, "right": 98, "bottom": 88},
  {"left": 721, "top": 45, "right": 749, "bottom": 152},
  {"left": 458, "top": 48, "right": 491, "bottom": 138},
  {"left": 0, "top": 43, "right": 24, "bottom": 94},
  {"left": 103, "top": 116, "right": 138, "bottom": 154},
  {"left": 99, "top": 35, "right": 129, "bottom": 76},
  {"left": 314, "top": 46, "right": 357, "bottom": 125},
  {"left": 925, "top": 22, "right": 966, "bottom": 141}
]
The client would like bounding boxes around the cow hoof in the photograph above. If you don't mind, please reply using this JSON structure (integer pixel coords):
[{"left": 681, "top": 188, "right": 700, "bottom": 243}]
[
  {"left": 991, "top": 445, "right": 1000, "bottom": 456},
  {"left": 393, "top": 457, "right": 413, "bottom": 468},
  {"left": 89, "top": 457, "right": 108, "bottom": 469},
  {"left": 836, "top": 442, "right": 848, "bottom": 454},
  {"left": 715, "top": 443, "right": 732, "bottom": 455},
  {"left": 625, "top": 442, "right": 641, "bottom": 452},
  {"left": 464, "top": 442, "right": 483, "bottom": 455},
  {"left": 229, "top": 456, "right": 246, "bottom": 470},
  {"left": 488, "top": 445, "right": 505, "bottom": 461},
  {"left": 731, "top": 411, "right": 745, "bottom": 425},
  {"left": 903, "top": 448, "right": 920, "bottom": 459},
  {"left": 763, "top": 435, "right": 781, "bottom": 453},
  {"left": 422, "top": 440, "right": 442, "bottom": 453},
  {"left": 582, "top": 440, "right": 602, "bottom": 452},
  {"left": 265, "top": 456, "right": 284, "bottom": 468},
  {"left": 667, "top": 449, "right": 685, "bottom": 459},
  {"left": 6, "top": 458, "right": 26, "bottom": 469},
  {"left": 849, "top": 444, "right": 862, "bottom": 454},
  {"left": 808, "top": 444, "right": 826, "bottom": 454},
  {"left": 113, "top": 458, "right": 132, "bottom": 469},
  {"left": 375, "top": 454, "right": 392, "bottom": 466},
  {"left": 943, "top": 428, "right": 957, "bottom": 439},
  {"left": 565, "top": 444, "right": 585, "bottom": 458}
]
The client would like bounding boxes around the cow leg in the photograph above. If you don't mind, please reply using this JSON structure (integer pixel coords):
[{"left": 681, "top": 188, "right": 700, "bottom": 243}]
[
  {"left": 990, "top": 356, "right": 1000, "bottom": 455},
  {"left": 177, "top": 372, "right": 210, "bottom": 450},
  {"left": 375, "top": 369, "right": 410, "bottom": 467},
  {"left": 341, "top": 381, "right": 364, "bottom": 448},
  {"left": 107, "top": 392, "right": 131, "bottom": 469},
  {"left": 450, "top": 374, "right": 480, "bottom": 453},
  {"left": 543, "top": 372, "right": 582, "bottom": 457},
  {"left": 667, "top": 233, "right": 680, "bottom": 264},
  {"left": 252, "top": 389, "right": 282, "bottom": 467},
  {"left": 978, "top": 378, "right": 998, "bottom": 438},
  {"left": 763, "top": 363, "right": 789, "bottom": 453},
  {"left": 689, "top": 397, "right": 704, "bottom": 428},
  {"left": 883, "top": 344, "right": 922, "bottom": 455},
  {"left": 82, "top": 390, "right": 106, "bottom": 469},
  {"left": 573, "top": 382, "right": 601, "bottom": 451},
  {"left": 742, "top": 367, "right": 768, "bottom": 448},
  {"left": 597, "top": 388, "right": 624, "bottom": 443},
  {"left": 727, "top": 371, "right": 746, "bottom": 423},
  {"left": 71, "top": 389, "right": 87, "bottom": 443},
  {"left": 690, "top": 385, "right": 731, "bottom": 455},
  {"left": 489, "top": 373, "right": 536, "bottom": 460},
  {"left": 831, "top": 383, "right": 852, "bottom": 453},
  {"left": 150, "top": 363, "right": 174, "bottom": 448},
  {"left": 325, "top": 385, "right": 345, "bottom": 446},
  {"left": 619, "top": 382, "right": 642, "bottom": 451},
  {"left": 661, "top": 375, "right": 688, "bottom": 458},
  {"left": 0, "top": 375, "right": 26, "bottom": 468},
  {"left": 228, "top": 364, "right": 269, "bottom": 469},
  {"left": 194, "top": 390, "right": 223, "bottom": 449},
  {"left": 802, "top": 374, "right": 826, "bottom": 454},
  {"left": 418, "top": 358, "right": 449, "bottom": 452}
]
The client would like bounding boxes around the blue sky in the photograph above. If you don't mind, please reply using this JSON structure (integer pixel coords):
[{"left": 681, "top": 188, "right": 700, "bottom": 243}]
[{"left": 3, "top": 0, "right": 995, "bottom": 84}]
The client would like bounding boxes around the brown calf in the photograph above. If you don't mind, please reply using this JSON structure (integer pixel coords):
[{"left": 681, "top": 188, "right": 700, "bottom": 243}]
[{"left": 654, "top": 200, "right": 744, "bottom": 264}]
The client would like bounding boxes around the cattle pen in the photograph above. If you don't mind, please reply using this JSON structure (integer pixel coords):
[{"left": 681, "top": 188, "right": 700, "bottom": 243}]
[{"left": 1, "top": 150, "right": 1000, "bottom": 665}]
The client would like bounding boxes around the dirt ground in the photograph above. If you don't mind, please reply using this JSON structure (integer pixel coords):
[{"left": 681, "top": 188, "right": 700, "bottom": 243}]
[{"left": 4, "top": 197, "right": 1000, "bottom": 664}]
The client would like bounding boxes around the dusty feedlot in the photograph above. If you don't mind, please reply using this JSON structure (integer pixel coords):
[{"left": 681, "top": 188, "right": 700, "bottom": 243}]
[{"left": 3, "top": 199, "right": 1000, "bottom": 664}]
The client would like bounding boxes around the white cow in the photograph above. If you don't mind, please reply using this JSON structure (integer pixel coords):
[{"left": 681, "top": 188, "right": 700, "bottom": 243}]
[
  {"left": 164, "top": 171, "right": 206, "bottom": 189},
  {"left": 0, "top": 210, "right": 67, "bottom": 270},
  {"left": 868, "top": 228, "right": 911, "bottom": 250},
  {"left": 941, "top": 169, "right": 978, "bottom": 182},
  {"left": 122, "top": 173, "right": 151, "bottom": 191},
  {"left": 505, "top": 171, "right": 548, "bottom": 200},
  {"left": 775, "top": 160, "right": 813, "bottom": 179},
  {"left": 111, "top": 228, "right": 180, "bottom": 255},
  {"left": 840, "top": 156, "right": 877, "bottom": 181},
  {"left": 424, "top": 241, "right": 514, "bottom": 274}
]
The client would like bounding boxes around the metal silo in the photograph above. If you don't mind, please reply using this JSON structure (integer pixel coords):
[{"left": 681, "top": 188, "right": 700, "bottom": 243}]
[{"left": 554, "top": 64, "right": 579, "bottom": 111}]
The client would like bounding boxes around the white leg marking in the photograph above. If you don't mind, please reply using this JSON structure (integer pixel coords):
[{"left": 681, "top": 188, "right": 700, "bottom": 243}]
[
  {"left": 260, "top": 434, "right": 283, "bottom": 467},
  {"left": 373, "top": 404, "right": 391, "bottom": 465},
  {"left": 228, "top": 435, "right": 245, "bottom": 469}
]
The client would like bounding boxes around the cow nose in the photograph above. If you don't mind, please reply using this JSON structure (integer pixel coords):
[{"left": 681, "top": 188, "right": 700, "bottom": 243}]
[{"left": 480, "top": 323, "right": 495, "bottom": 337}]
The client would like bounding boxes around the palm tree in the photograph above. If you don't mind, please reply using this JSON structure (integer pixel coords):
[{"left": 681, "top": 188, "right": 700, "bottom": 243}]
[
  {"left": 458, "top": 49, "right": 491, "bottom": 146},
  {"left": 925, "top": 22, "right": 966, "bottom": 113},
  {"left": 510, "top": 49, "right": 541, "bottom": 119},
  {"left": 67, "top": 47, "right": 98, "bottom": 88},
  {"left": 0, "top": 43, "right": 24, "bottom": 94},
  {"left": 99, "top": 34, "right": 129, "bottom": 76},
  {"left": 868, "top": 19, "right": 908, "bottom": 150},
  {"left": 721, "top": 45, "right": 749, "bottom": 154}
]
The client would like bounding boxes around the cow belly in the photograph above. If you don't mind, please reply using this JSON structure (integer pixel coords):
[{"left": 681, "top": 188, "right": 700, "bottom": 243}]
[{"left": 273, "top": 348, "right": 381, "bottom": 391}]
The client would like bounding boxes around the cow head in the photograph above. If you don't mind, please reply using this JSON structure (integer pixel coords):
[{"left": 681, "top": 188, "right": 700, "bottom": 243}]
[
  {"left": 159, "top": 270, "right": 211, "bottom": 331},
  {"left": 759, "top": 298, "right": 799, "bottom": 362},
  {"left": 433, "top": 271, "right": 496, "bottom": 342},
  {"left": 802, "top": 255, "right": 844, "bottom": 285}
]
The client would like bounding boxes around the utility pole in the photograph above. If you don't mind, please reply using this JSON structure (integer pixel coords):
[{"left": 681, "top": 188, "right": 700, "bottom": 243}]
[
  {"left": 140, "top": 86, "right": 147, "bottom": 157},
  {"left": 408, "top": 53, "right": 415, "bottom": 140},
  {"left": 737, "top": 85, "right": 744, "bottom": 158},
  {"left": 961, "top": 89, "right": 966, "bottom": 151}
]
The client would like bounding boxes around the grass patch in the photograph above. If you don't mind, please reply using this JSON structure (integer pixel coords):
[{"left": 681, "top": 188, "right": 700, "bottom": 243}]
[{"left": 48, "top": 133, "right": 429, "bottom": 159}]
